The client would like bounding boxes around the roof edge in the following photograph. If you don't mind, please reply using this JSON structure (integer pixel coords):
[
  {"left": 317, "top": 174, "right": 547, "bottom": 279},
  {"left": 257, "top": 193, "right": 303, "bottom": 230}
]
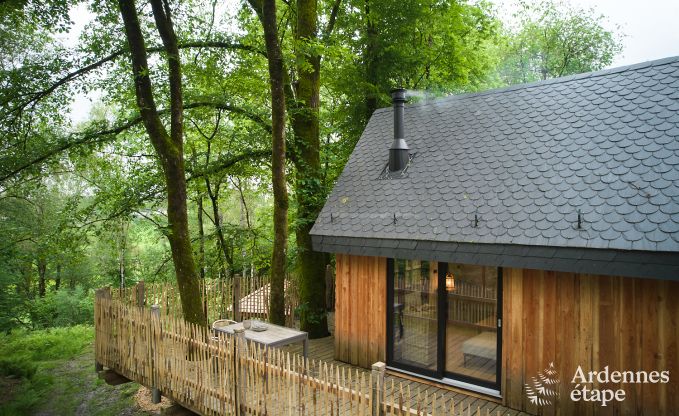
[
  {"left": 373, "top": 55, "right": 679, "bottom": 114},
  {"left": 312, "top": 235, "right": 679, "bottom": 281}
]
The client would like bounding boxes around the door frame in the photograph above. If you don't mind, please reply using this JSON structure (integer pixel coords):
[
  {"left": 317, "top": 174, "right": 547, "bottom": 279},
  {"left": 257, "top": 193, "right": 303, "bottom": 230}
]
[
  {"left": 440, "top": 262, "right": 502, "bottom": 390},
  {"left": 386, "top": 258, "right": 442, "bottom": 378},
  {"left": 386, "top": 259, "right": 503, "bottom": 391}
]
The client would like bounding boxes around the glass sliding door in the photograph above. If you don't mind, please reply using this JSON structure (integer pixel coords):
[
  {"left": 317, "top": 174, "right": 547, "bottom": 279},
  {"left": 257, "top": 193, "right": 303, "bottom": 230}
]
[
  {"left": 388, "top": 258, "right": 502, "bottom": 390},
  {"left": 444, "top": 263, "right": 500, "bottom": 387},
  {"left": 387, "top": 259, "right": 441, "bottom": 376}
]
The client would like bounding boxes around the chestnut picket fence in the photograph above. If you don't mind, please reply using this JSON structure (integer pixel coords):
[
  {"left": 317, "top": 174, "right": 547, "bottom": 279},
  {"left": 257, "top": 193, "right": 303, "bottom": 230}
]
[{"left": 95, "top": 283, "right": 502, "bottom": 416}]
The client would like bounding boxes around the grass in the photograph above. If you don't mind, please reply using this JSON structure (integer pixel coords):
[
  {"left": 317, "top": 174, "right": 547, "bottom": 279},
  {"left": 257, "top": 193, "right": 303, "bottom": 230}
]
[
  {"left": 0, "top": 325, "right": 93, "bottom": 364},
  {"left": 0, "top": 325, "right": 145, "bottom": 416}
]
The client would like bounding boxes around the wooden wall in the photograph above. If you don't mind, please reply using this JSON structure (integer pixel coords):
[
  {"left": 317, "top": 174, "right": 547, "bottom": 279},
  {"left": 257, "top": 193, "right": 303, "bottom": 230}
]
[
  {"left": 334, "top": 254, "right": 387, "bottom": 368},
  {"left": 502, "top": 268, "right": 679, "bottom": 415},
  {"left": 333, "top": 255, "right": 678, "bottom": 414}
]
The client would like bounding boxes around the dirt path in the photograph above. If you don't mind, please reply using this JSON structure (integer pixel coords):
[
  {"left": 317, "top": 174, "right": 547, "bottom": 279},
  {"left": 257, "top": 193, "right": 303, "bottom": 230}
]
[
  {"left": 30, "top": 347, "right": 192, "bottom": 416},
  {"left": 31, "top": 349, "right": 143, "bottom": 416}
]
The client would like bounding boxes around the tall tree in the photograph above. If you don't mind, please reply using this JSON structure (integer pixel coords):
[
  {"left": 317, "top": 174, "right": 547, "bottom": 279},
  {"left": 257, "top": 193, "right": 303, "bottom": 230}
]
[
  {"left": 496, "top": 0, "right": 623, "bottom": 84},
  {"left": 117, "top": 0, "right": 205, "bottom": 325},
  {"left": 280, "top": 0, "right": 496, "bottom": 337},
  {"left": 290, "top": 0, "right": 330, "bottom": 337},
  {"left": 322, "top": 0, "right": 498, "bottom": 151},
  {"left": 247, "top": 0, "right": 288, "bottom": 325}
]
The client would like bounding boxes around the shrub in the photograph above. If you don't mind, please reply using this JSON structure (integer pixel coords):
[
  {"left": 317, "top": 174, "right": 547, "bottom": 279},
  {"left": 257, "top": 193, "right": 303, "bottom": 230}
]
[
  {"left": 0, "top": 325, "right": 93, "bottom": 363},
  {"left": 0, "top": 326, "right": 93, "bottom": 415},
  {"left": 28, "top": 288, "right": 94, "bottom": 329},
  {"left": 0, "top": 356, "right": 38, "bottom": 379}
]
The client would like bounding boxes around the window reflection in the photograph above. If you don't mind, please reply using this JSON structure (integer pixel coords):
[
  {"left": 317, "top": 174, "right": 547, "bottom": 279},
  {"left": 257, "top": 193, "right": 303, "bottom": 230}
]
[
  {"left": 388, "top": 259, "right": 500, "bottom": 385},
  {"left": 445, "top": 263, "right": 497, "bottom": 382},
  {"left": 392, "top": 260, "right": 438, "bottom": 370}
]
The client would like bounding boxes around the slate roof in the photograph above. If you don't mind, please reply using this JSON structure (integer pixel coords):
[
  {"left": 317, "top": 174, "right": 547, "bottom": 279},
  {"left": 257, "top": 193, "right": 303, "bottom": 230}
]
[{"left": 310, "top": 57, "right": 679, "bottom": 280}]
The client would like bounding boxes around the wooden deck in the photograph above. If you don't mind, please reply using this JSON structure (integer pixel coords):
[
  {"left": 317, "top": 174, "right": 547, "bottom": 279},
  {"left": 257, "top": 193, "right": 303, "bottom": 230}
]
[
  {"left": 282, "top": 313, "right": 529, "bottom": 416},
  {"left": 100, "top": 284, "right": 531, "bottom": 416}
]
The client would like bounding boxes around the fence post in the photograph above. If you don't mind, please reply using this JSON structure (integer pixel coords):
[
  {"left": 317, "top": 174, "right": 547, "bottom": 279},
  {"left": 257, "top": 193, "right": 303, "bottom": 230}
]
[
  {"left": 150, "top": 304, "right": 161, "bottom": 404},
  {"left": 94, "top": 287, "right": 111, "bottom": 372},
  {"left": 136, "top": 281, "right": 145, "bottom": 307},
  {"left": 233, "top": 274, "right": 241, "bottom": 322},
  {"left": 234, "top": 327, "right": 246, "bottom": 415},
  {"left": 371, "top": 362, "right": 386, "bottom": 416}
]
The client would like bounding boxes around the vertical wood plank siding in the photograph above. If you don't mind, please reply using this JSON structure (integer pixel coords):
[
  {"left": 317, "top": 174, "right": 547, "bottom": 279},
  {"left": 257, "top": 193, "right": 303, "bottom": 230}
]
[
  {"left": 335, "top": 254, "right": 387, "bottom": 368},
  {"left": 502, "top": 268, "right": 679, "bottom": 414},
  {"left": 333, "top": 255, "right": 678, "bottom": 414}
]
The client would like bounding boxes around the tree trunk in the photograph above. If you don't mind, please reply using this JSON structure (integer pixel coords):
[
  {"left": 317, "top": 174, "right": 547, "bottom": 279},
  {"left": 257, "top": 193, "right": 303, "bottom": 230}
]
[
  {"left": 292, "top": 0, "right": 328, "bottom": 338},
  {"left": 248, "top": 0, "right": 288, "bottom": 326},
  {"left": 197, "top": 193, "right": 206, "bottom": 279},
  {"left": 233, "top": 177, "right": 254, "bottom": 278},
  {"left": 205, "top": 176, "right": 233, "bottom": 276},
  {"left": 118, "top": 218, "right": 127, "bottom": 288},
  {"left": 117, "top": 0, "right": 205, "bottom": 325},
  {"left": 37, "top": 258, "right": 46, "bottom": 297},
  {"left": 196, "top": 190, "right": 207, "bottom": 319},
  {"left": 54, "top": 263, "right": 61, "bottom": 291},
  {"left": 21, "top": 260, "right": 33, "bottom": 297}
]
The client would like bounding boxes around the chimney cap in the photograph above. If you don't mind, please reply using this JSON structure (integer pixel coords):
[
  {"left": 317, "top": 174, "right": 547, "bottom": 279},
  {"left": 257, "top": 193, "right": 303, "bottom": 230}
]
[{"left": 391, "top": 88, "right": 407, "bottom": 103}]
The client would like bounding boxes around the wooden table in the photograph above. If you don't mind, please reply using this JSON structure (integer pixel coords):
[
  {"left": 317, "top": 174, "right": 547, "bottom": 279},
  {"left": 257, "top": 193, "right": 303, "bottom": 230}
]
[{"left": 213, "top": 321, "right": 309, "bottom": 359}]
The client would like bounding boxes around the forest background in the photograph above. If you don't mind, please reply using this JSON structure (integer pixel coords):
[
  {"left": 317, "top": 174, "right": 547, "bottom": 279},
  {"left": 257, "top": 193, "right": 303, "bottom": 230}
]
[
  {"left": 0, "top": 0, "right": 624, "bottom": 332},
  {"left": 0, "top": 2, "right": 624, "bottom": 410}
]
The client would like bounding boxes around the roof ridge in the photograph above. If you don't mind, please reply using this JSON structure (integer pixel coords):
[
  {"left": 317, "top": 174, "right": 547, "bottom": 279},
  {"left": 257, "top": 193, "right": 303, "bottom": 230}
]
[{"left": 373, "top": 55, "right": 679, "bottom": 114}]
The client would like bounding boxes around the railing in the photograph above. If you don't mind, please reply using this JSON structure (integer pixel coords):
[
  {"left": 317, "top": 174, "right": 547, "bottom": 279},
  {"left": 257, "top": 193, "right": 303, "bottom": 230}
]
[
  {"left": 95, "top": 283, "right": 502, "bottom": 416},
  {"left": 113, "top": 276, "right": 298, "bottom": 327}
]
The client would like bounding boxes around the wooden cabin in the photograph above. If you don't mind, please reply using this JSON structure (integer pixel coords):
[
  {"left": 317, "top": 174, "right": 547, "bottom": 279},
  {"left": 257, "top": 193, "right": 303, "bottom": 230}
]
[{"left": 310, "top": 57, "right": 679, "bottom": 414}]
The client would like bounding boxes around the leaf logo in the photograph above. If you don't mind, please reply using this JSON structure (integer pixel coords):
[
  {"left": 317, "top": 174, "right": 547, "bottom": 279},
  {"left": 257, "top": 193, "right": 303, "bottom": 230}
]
[{"left": 525, "top": 362, "right": 560, "bottom": 406}]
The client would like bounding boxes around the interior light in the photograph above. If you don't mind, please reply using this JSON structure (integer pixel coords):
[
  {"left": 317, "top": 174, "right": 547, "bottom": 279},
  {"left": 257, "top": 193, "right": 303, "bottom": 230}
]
[{"left": 446, "top": 272, "right": 455, "bottom": 292}]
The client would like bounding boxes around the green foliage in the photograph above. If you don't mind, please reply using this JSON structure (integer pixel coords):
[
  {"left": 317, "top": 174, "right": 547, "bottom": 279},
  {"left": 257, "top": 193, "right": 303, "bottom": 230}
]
[
  {"left": 495, "top": 0, "right": 623, "bottom": 84},
  {"left": 0, "top": 325, "right": 140, "bottom": 416},
  {"left": 0, "top": 0, "right": 74, "bottom": 33},
  {"left": 294, "top": 301, "right": 327, "bottom": 325},
  {"left": 319, "top": 0, "right": 500, "bottom": 184},
  {"left": 0, "top": 325, "right": 93, "bottom": 362},
  {"left": 0, "top": 356, "right": 38, "bottom": 379},
  {"left": 27, "top": 288, "right": 94, "bottom": 329},
  {"left": 0, "top": 326, "right": 91, "bottom": 411},
  {"left": 0, "top": 0, "right": 624, "bottom": 335}
]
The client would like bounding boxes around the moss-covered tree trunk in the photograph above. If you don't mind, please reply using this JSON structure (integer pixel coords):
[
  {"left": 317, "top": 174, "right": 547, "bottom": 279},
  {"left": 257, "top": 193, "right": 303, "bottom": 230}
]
[
  {"left": 247, "top": 0, "right": 288, "bottom": 326},
  {"left": 117, "top": 0, "right": 206, "bottom": 325},
  {"left": 291, "top": 0, "right": 329, "bottom": 338}
]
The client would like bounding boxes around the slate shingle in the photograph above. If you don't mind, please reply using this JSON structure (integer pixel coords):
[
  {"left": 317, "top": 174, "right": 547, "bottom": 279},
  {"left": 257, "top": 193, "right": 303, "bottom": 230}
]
[{"left": 311, "top": 57, "right": 679, "bottom": 265}]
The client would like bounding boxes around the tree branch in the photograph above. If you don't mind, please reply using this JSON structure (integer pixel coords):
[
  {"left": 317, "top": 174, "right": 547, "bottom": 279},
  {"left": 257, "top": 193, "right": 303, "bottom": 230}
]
[
  {"left": 187, "top": 149, "right": 271, "bottom": 179},
  {"left": 150, "top": 0, "right": 183, "bottom": 146},
  {"left": 2, "top": 41, "right": 266, "bottom": 119},
  {"left": 0, "top": 118, "right": 140, "bottom": 182},
  {"left": 322, "top": 0, "right": 342, "bottom": 41},
  {"left": 0, "top": 101, "right": 270, "bottom": 182},
  {"left": 184, "top": 101, "right": 271, "bottom": 133},
  {"left": 118, "top": 0, "right": 170, "bottom": 154},
  {"left": 134, "top": 208, "right": 167, "bottom": 230}
]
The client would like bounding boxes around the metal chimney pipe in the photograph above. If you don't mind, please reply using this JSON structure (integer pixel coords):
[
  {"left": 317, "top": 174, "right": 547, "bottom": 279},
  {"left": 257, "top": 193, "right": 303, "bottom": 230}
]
[{"left": 389, "top": 88, "right": 410, "bottom": 172}]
